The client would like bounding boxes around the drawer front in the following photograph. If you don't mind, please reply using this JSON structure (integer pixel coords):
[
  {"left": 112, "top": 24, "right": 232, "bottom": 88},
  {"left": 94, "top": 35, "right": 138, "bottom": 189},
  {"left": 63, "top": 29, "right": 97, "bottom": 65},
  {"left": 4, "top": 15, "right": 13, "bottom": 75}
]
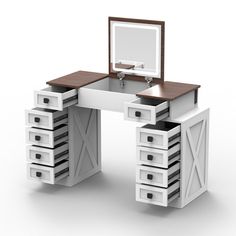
[
  {"left": 34, "top": 87, "right": 78, "bottom": 111},
  {"left": 136, "top": 181, "right": 180, "bottom": 207},
  {"left": 35, "top": 90, "right": 62, "bottom": 110},
  {"left": 136, "top": 125, "right": 181, "bottom": 150},
  {"left": 137, "top": 144, "right": 180, "bottom": 168},
  {"left": 26, "top": 128, "right": 53, "bottom": 147},
  {"left": 26, "top": 125, "right": 68, "bottom": 148},
  {"left": 124, "top": 98, "right": 169, "bottom": 125},
  {"left": 27, "top": 160, "right": 69, "bottom": 184},
  {"left": 26, "top": 143, "right": 69, "bottom": 166},
  {"left": 25, "top": 108, "right": 68, "bottom": 130},
  {"left": 137, "top": 128, "right": 168, "bottom": 149},
  {"left": 136, "top": 163, "right": 180, "bottom": 188}
]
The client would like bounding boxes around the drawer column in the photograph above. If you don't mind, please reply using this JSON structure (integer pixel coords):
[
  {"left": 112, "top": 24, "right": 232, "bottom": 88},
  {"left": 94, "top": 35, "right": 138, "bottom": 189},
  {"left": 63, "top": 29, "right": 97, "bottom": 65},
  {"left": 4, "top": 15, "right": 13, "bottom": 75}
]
[
  {"left": 135, "top": 121, "right": 181, "bottom": 207},
  {"left": 26, "top": 85, "right": 101, "bottom": 187},
  {"left": 25, "top": 108, "right": 70, "bottom": 184}
]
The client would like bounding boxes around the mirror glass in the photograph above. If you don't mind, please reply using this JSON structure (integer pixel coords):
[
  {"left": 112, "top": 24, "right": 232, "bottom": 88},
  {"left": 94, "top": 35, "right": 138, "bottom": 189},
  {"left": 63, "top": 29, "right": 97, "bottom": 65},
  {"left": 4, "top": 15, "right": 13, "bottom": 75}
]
[{"left": 110, "top": 19, "right": 163, "bottom": 79}]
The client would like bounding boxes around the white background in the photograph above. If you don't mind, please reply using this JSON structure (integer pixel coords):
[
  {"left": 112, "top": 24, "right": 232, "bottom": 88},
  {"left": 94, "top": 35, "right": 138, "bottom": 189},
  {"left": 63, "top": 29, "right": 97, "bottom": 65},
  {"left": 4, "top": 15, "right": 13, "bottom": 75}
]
[{"left": 0, "top": 0, "right": 236, "bottom": 235}]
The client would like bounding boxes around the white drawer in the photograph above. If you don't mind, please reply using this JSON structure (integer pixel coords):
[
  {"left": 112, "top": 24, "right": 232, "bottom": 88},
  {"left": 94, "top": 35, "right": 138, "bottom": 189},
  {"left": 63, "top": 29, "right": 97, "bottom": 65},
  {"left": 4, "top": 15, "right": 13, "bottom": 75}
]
[
  {"left": 124, "top": 98, "right": 169, "bottom": 124},
  {"left": 26, "top": 142, "right": 69, "bottom": 166},
  {"left": 136, "top": 181, "right": 180, "bottom": 207},
  {"left": 25, "top": 108, "right": 68, "bottom": 130},
  {"left": 26, "top": 124, "right": 68, "bottom": 148},
  {"left": 27, "top": 160, "right": 69, "bottom": 184},
  {"left": 136, "top": 162, "right": 180, "bottom": 188},
  {"left": 136, "top": 143, "right": 180, "bottom": 168},
  {"left": 34, "top": 86, "right": 78, "bottom": 111},
  {"left": 137, "top": 121, "right": 181, "bottom": 150}
]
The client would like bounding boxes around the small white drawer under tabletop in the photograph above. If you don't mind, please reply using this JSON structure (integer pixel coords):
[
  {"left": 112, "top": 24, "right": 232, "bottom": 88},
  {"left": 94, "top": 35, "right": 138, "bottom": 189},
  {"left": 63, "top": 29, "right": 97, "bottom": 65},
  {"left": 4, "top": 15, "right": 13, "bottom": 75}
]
[
  {"left": 34, "top": 86, "right": 78, "bottom": 111},
  {"left": 124, "top": 97, "right": 169, "bottom": 125}
]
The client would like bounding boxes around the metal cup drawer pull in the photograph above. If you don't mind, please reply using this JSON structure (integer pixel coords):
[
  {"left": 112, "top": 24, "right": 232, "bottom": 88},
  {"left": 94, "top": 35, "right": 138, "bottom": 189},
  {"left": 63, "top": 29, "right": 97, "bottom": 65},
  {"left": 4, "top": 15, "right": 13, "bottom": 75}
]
[
  {"left": 35, "top": 153, "right": 41, "bottom": 159},
  {"left": 135, "top": 111, "right": 141, "bottom": 117},
  {"left": 36, "top": 172, "right": 42, "bottom": 177},
  {"left": 147, "top": 136, "right": 153, "bottom": 142},
  {"left": 147, "top": 193, "right": 153, "bottom": 199},
  {"left": 34, "top": 117, "right": 40, "bottom": 123},
  {"left": 147, "top": 174, "right": 153, "bottom": 180},
  {"left": 147, "top": 154, "right": 153, "bottom": 161},
  {"left": 35, "top": 135, "right": 41, "bottom": 141},
  {"left": 43, "top": 98, "right": 50, "bottom": 104}
]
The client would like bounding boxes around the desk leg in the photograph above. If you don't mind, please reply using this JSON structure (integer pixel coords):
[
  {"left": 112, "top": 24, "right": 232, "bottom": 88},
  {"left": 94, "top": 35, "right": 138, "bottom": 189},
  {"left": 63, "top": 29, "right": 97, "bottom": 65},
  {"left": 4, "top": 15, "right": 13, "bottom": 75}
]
[
  {"left": 169, "top": 108, "right": 209, "bottom": 208},
  {"left": 58, "top": 106, "right": 101, "bottom": 186}
]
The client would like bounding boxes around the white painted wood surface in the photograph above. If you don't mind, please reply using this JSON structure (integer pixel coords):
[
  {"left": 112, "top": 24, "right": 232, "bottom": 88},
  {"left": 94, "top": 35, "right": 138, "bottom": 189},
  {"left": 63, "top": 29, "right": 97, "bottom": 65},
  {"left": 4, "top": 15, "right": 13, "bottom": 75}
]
[
  {"left": 169, "top": 91, "right": 197, "bottom": 119},
  {"left": 167, "top": 108, "right": 209, "bottom": 208},
  {"left": 78, "top": 86, "right": 136, "bottom": 112},
  {"left": 136, "top": 181, "right": 180, "bottom": 207},
  {"left": 124, "top": 98, "right": 169, "bottom": 124},
  {"left": 34, "top": 86, "right": 77, "bottom": 111},
  {"left": 136, "top": 162, "right": 180, "bottom": 188},
  {"left": 136, "top": 123, "right": 180, "bottom": 150},
  {"left": 26, "top": 143, "right": 69, "bottom": 166},
  {"left": 77, "top": 77, "right": 149, "bottom": 112},
  {"left": 136, "top": 143, "right": 180, "bottom": 168},
  {"left": 25, "top": 108, "right": 68, "bottom": 130},
  {"left": 27, "top": 160, "right": 69, "bottom": 184},
  {"left": 27, "top": 80, "right": 209, "bottom": 210},
  {"left": 58, "top": 106, "right": 101, "bottom": 186},
  {"left": 26, "top": 125, "right": 68, "bottom": 148}
]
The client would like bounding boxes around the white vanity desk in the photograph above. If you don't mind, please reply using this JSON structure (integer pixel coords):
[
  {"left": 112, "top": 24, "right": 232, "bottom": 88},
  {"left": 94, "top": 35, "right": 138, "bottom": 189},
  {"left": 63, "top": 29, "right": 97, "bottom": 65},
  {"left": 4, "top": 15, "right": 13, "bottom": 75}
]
[{"left": 25, "top": 17, "right": 209, "bottom": 209}]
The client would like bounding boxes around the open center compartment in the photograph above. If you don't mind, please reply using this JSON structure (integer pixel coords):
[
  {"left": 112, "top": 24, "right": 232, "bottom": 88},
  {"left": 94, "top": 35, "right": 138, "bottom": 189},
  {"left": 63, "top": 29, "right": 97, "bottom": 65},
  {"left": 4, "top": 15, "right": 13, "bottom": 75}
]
[{"left": 78, "top": 77, "right": 151, "bottom": 112}]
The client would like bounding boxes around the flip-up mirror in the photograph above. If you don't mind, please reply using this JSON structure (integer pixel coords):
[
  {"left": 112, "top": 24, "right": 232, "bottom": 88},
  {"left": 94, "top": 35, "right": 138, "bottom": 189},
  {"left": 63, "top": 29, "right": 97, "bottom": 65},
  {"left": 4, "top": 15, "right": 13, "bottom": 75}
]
[{"left": 109, "top": 17, "right": 165, "bottom": 82}]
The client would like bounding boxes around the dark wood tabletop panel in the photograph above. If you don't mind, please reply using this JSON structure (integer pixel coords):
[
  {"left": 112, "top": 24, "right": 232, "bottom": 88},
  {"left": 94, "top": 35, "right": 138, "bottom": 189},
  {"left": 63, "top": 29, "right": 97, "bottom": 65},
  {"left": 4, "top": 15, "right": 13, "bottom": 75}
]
[
  {"left": 136, "top": 81, "right": 200, "bottom": 100},
  {"left": 47, "top": 71, "right": 108, "bottom": 89}
]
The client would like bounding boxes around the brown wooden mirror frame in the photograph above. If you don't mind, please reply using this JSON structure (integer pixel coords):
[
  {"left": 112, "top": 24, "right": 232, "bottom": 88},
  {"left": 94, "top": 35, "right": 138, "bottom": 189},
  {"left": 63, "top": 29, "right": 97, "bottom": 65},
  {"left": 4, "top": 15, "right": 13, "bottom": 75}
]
[{"left": 108, "top": 17, "right": 165, "bottom": 83}]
